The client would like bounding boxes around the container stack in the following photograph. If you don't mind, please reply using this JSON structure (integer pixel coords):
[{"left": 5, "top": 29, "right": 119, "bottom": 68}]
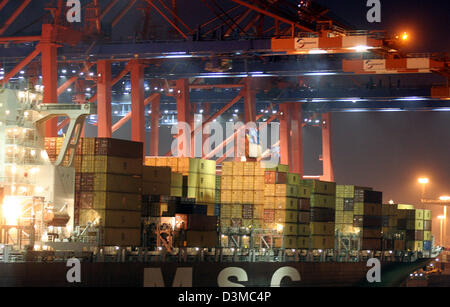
[
  {"left": 302, "top": 180, "right": 336, "bottom": 250},
  {"left": 170, "top": 172, "right": 183, "bottom": 197},
  {"left": 297, "top": 194, "right": 311, "bottom": 249},
  {"left": 381, "top": 203, "right": 399, "bottom": 250},
  {"left": 76, "top": 138, "right": 143, "bottom": 246},
  {"left": 335, "top": 185, "right": 357, "bottom": 236},
  {"left": 174, "top": 214, "right": 218, "bottom": 248},
  {"left": 144, "top": 157, "right": 216, "bottom": 214},
  {"left": 423, "top": 210, "right": 432, "bottom": 251},
  {"left": 219, "top": 161, "right": 265, "bottom": 234},
  {"left": 355, "top": 190, "right": 383, "bottom": 251},
  {"left": 142, "top": 166, "right": 171, "bottom": 196},
  {"left": 396, "top": 205, "right": 425, "bottom": 251},
  {"left": 263, "top": 165, "right": 300, "bottom": 249}
]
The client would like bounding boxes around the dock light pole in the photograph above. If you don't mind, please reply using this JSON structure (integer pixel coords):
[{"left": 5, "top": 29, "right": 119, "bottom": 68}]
[
  {"left": 418, "top": 178, "right": 429, "bottom": 209},
  {"left": 438, "top": 215, "right": 445, "bottom": 247}
]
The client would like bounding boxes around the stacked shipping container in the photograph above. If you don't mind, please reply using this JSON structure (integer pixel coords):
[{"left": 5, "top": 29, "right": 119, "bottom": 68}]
[
  {"left": 75, "top": 138, "right": 143, "bottom": 246},
  {"left": 302, "top": 180, "right": 336, "bottom": 249}
]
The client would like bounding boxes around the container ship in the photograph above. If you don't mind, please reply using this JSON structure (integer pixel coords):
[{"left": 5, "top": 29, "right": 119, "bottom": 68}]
[{"left": 0, "top": 89, "right": 441, "bottom": 287}]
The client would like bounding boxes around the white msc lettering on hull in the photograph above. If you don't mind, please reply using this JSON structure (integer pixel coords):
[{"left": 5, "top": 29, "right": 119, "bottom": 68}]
[{"left": 144, "top": 267, "right": 193, "bottom": 287}]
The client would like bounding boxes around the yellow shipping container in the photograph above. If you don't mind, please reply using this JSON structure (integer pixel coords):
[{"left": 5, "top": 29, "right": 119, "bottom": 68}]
[
  {"left": 343, "top": 211, "right": 354, "bottom": 224},
  {"left": 274, "top": 210, "right": 298, "bottom": 223},
  {"left": 242, "top": 176, "right": 254, "bottom": 190},
  {"left": 253, "top": 191, "right": 264, "bottom": 205},
  {"left": 298, "top": 224, "right": 310, "bottom": 236},
  {"left": 252, "top": 219, "right": 263, "bottom": 229},
  {"left": 275, "top": 184, "right": 298, "bottom": 198},
  {"left": 242, "top": 191, "right": 254, "bottom": 204},
  {"left": 198, "top": 159, "right": 216, "bottom": 175},
  {"left": 335, "top": 224, "right": 355, "bottom": 234},
  {"left": 310, "top": 235, "right": 334, "bottom": 249},
  {"left": 297, "top": 236, "right": 309, "bottom": 249},
  {"left": 81, "top": 155, "right": 96, "bottom": 173},
  {"left": 170, "top": 187, "right": 182, "bottom": 197},
  {"left": 197, "top": 188, "right": 215, "bottom": 204},
  {"left": 221, "top": 190, "right": 232, "bottom": 204},
  {"left": 231, "top": 190, "right": 243, "bottom": 204},
  {"left": 221, "top": 176, "right": 233, "bottom": 190},
  {"left": 264, "top": 196, "right": 275, "bottom": 209},
  {"left": 253, "top": 176, "right": 265, "bottom": 190},
  {"left": 406, "top": 240, "right": 423, "bottom": 251},
  {"left": 297, "top": 185, "right": 311, "bottom": 198},
  {"left": 354, "top": 202, "right": 364, "bottom": 215},
  {"left": 170, "top": 172, "right": 183, "bottom": 188},
  {"left": 232, "top": 162, "right": 244, "bottom": 176},
  {"left": 221, "top": 162, "right": 233, "bottom": 176},
  {"left": 335, "top": 211, "right": 344, "bottom": 224},
  {"left": 79, "top": 192, "right": 141, "bottom": 211},
  {"left": 398, "top": 204, "right": 414, "bottom": 210},
  {"left": 232, "top": 176, "right": 244, "bottom": 190},
  {"left": 336, "top": 198, "right": 344, "bottom": 211},
  {"left": 243, "top": 162, "right": 255, "bottom": 176},
  {"left": 424, "top": 231, "right": 432, "bottom": 241},
  {"left": 231, "top": 204, "right": 243, "bottom": 218},
  {"left": 424, "top": 210, "right": 432, "bottom": 220},
  {"left": 274, "top": 197, "right": 298, "bottom": 210},
  {"left": 310, "top": 222, "right": 334, "bottom": 236},
  {"left": 253, "top": 205, "right": 264, "bottom": 219},
  {"left": 287, "top": 173, "right": 300, "bottom": 185},
  {"left": 254, "top": 162, "right": 265, "bottom": 176},
  {"left": 415, "top": 209, "right": 424, "bottom": 220},
  {"left": 279, "top": 223, "right": 298, "bottom": 235},
  {"left": 102, "top": 228, "right": 141, "bottom": 246},
  {"left": 284, "top": 236, "right": 297, "bottom": 249},
  {"left": 264, "top": 184, "right": 276, "bottom": 196},
  {"left": 78, "top": 209, "right": 141, "bottom": 228},
  {"left": 144, "top": 157, "right": 156, "bottom": 166},
  {"left": 220, "top": 205, "right": 232, "bottom": 218},
  {"left": 93, "top": 174, "right": 142, "bottom": 194},
  {"left": 94, "top": 156, "right": 142, "bottom": 175}
]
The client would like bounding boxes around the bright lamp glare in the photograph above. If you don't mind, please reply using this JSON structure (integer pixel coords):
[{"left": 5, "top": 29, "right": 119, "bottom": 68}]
[
  {"left": 418, "top": 178, "right": 429, "bottom": 184},
  {"left": 440, "top": 196, "right": 450, "bottom": 201},
  {"left": 2, "top": 196, "right": 22, "bottom": 225}
]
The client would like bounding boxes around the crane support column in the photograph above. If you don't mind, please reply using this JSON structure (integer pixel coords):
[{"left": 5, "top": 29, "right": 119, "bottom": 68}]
[
  {"left": 202, "top": 103, "right": 211, "bottom": 157},
  {"left": 279, "top": 103, "right": 292, "bottom": 166},
  {"left": 41, "top": 24, "right": 59, "bottom": 137},
  {"left": 131, "top": 60, "right": 146, "bottom": 149},
  {"left": 291, "top": 103, "right": 303, "bottom": 176},
  {"left": 149, "top": 94, "right": 160, "bottom": 156},
  {"left": 97, "top": 60, "right": 112, "bottom": 138},
  {"left": 176, "top": 79, "right": 191, "bottom": 157},
  {"left": 244, "top": 78, "right": 256, "bottom": 123},
  {"left": 321, "top": 112, "right": 334, "bottom": 182}
]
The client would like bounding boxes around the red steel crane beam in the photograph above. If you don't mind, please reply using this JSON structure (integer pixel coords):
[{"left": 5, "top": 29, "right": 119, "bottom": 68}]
[
  {"left": 0, "top": 0, "right": 32, "bottom": 35},
  {"left": 100, "top": 0, "right": 119, "bottom": 20},
  {"left": 321, "top": 113, "right": 334, "bottom": 182},
  {"left": 0, "top": 0, "right": 9, "bottom": 11},
  {"left": 229, "top": 0, "right": 313, "bottom": 33},
  {"left": 0, "top": 46, "right": 41, "bottom": 85},
  {"left": 156, "top": 0, "right": 192, "bottom": 33},
  {"left": 0, "top": 35, "right": 40, "bottom": 43},
  {"left": 112, "top": 93, "right": 160, "bottom": 132},
  {"left": 164, "top": 90, "right": 244, "bottom": 157},
  {"left": 57, "top": 63, "right": 94, "bottom": 96},
  {"left": 89, "top": 62, "right": 133, "bottom": 103},
  {"left": 225, "top": 8, "right": 251, "bottom": 35},
  {"left": 193, "top": 4, "right": 240, "bottom": 34},
  {"left": 111, "top": 0, "right": 137, "bottom": 28},
  {"left": 146, "top": 0, "right": 188, "bottom": 39},
  {"left": 215, "top": 113, "right": 277, "bottom": 164}
]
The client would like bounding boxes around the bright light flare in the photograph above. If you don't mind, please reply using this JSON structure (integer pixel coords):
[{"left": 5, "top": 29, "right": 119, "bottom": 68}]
[
  {"left": 440, "top": 196, "right": 450, "bottom": 201},
  {"left": 438, "top": 215, "right": 445, "bottom": 220},
  {"left": 2, "top": 196, "right": 22, "bottom": 225},
  {"left": 418, "top": 178, "right": 429, "bottom": 184},
  {"left": 402, "top": 32, "right": 409, "bottom": 41}
]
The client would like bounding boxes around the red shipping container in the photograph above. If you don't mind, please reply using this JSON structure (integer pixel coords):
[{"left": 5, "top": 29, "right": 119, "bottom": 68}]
[
  {"left": 263, "top": 209, "right": 275, "bottom": 223},
  {"left": 264, "top": 171, "right": 287, "bottom": 184}
]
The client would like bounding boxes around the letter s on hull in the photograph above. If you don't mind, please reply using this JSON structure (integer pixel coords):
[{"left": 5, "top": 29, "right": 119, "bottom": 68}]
[
  {"left": 270, "top": 266, "right": 301, "bottom": 287},
  {"left": 218, "top": 267, "right": 248, "bottom": 287}
]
